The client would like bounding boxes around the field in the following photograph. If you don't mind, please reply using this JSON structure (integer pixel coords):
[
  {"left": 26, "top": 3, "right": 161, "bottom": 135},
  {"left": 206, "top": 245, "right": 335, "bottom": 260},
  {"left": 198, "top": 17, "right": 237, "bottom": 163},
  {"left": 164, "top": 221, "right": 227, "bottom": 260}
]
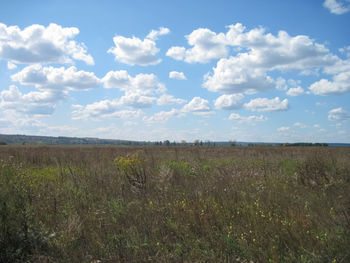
[{"left": 0, "top": 145, "right": 349, "bottom": 262}]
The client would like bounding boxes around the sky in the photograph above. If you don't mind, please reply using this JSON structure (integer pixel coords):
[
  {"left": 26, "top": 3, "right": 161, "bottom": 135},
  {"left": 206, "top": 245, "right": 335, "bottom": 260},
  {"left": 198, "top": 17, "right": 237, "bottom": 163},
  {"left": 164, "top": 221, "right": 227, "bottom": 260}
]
[{"left": 0, "top": 0, "right": 350, "bottom": 143}]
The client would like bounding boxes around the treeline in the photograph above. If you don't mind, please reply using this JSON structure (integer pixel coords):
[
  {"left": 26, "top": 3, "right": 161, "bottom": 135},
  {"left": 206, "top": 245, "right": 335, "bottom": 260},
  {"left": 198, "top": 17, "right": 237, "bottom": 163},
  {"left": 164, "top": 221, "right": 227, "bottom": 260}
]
[
  {"left": 279, "top": 142, "right": 328, "bottom": 147},
  {"left": 0, "top": 134, "right": 332, "bottom": 147},
  {"left": 0, "top": 134, "right": 152, "bottom": 146}
]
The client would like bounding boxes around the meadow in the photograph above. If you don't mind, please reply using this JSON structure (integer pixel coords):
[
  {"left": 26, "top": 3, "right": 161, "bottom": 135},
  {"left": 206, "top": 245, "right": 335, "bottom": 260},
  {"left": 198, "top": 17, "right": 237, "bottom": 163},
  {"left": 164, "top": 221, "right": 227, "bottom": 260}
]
[{"left": 0, "top": 145, "right": 349, "bottom": 262}]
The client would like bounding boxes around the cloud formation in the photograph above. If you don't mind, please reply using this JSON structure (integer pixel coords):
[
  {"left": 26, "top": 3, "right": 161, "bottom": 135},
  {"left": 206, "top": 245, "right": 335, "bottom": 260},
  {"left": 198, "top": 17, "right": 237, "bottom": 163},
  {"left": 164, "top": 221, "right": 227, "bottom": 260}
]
[
  {"left": 0, "top": 23, "right": 94, "bottom": 65},
  {"left": 182, "top": 97, "right": 211, "bottom": 113},
  {"left": 166, "top": 28, "right": 228, "bottom": 63},
  {"left": 157, "top": 94, "right": 186, "bottom": 106},
  {"left": 5, "top": 65, "right": 100, "bottom": 115},
  {"left": 169, "top": 71, "right": 187, "bottom": 80},
  {"left": 244, "top": 97, "right": 289, "bottom": 112},
  {"left": 199, "top": 23, "right": 337, "bottom": 94},
  {"left": 214, "top": 94, "right": 244, "bottom": 110},
  {"left": 277, "top": 126, "right": 290, "bottom": 132},
  {"left": 102, "top": 70, "right": 165, "bottom": 95},
  {"left": 229, "top": 113, "right": 267, "bottom": 124},
  {"left": 12, "top": 64, "right": 101, "bottom": 91},
  {"left": 309, "top": 71, "right": 350, "bottom": 95},
  {"left": 287, "top": 86, "right": 304, "bottom": 96},
  {"left": 72, "top": 99, "right": 144, "bottom": 120},
  {"left": 0, "top": 85, "right": 66, "bottom": 115},
  {"left": 143, "top": 109, "right": 184, "bottom": 124},
  {"left": 328, "top": 107, "right": 350, "bottom": 120},
  {"left": 323, "top": 0, "right": 350, "bottom": 14},
  {"left": 108, "top": 27, "right": 170, "bottom": 66}
]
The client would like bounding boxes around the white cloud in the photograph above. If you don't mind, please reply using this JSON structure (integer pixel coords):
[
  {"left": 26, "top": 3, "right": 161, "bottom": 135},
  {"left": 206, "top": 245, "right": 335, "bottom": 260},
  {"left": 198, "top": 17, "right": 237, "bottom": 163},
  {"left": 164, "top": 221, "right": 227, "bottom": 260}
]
[
  {"left": 157, "top": 94, "right": 186, "bottom": 106},
  {"left": 182, "top": 97, "right": 211, "bottom": 113},
  {"left": 328, "top": 107, "right": 350, "bottom": 121},
  {"left": 214, "top": 94, "right": 244, "bottom": 110},
  {"left": 170, "top": 23, "right": 336, "bottom": 70},
  {"left": 276, "top": 77, "right": 288, "bottom": 90},
  {"left": 228, "top": 113, "right": 267, "bottom": 124},
  {"left": 323, "top": 0, "right": 350, "bottom": 14},
  {"left": 119, "top": 94, "right": 156, "bottom": 108},
  {"left": 7, "top": 61, "right": 17, "bottom": 69},
  {"left": 199, "top": 24, "right": 338, "bottom": 95},
  {"left": 72, "top": 99, "right": 144, "bottom": 120},
  {"left": 0, "top": 85, "right": 66, "bottom": 115},
  {"left": 143, "top": 109, "right": 184, "bottom": 124},
  {"left": 244, "top": 97, "right": 289, "bottom": 112},
  {"left": 108, "top": 27, "right": 169, "bottom": 66},
  {"left": 169, "top": 71, "right": 187, "bottom": 80},
  {"left": 102, "top": 70, "right": 165, "bottom": 95},
  {"left": 294, "top": 122, "right": 308, "bottom": 128},
  {"left": 146, "top": 27, "right": 170, "bottom": 41},
  {"left": 287, "top": 86, "right": 304, "bottom": 96},
  {"left": 203, "top": 56, "right": 275, "bottom": 94},
  {"left": 166, "top": 28, "right": 229, "bottom": 63},
  {"left": 0, "top": 23, "right": 94, "bottom": 65},
  {"left": 277, "top": 126, "right": 290, "bottom": 132},
  {"left": 309, "top": 71, "right": 350, "bottom": 95},
  {"left": 5, "top": 65, "right": 100, "bottom": 116},
  {"left": 11, "top": 64, "right": 101, "bottom": 91}
]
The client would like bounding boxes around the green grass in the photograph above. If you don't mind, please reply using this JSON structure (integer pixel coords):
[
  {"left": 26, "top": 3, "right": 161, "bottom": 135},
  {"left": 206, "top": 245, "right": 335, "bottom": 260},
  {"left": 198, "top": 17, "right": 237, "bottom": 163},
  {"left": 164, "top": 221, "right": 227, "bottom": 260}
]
[{"left": 0, "top": 146, "right": 349, "bottom": 262}]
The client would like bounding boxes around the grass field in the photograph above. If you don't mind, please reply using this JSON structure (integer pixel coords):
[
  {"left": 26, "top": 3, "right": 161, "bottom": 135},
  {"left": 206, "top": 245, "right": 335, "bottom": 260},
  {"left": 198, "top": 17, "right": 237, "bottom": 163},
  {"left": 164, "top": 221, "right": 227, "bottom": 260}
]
[{"left": 0, "top": 145, "right": 349, "bottom": 262}]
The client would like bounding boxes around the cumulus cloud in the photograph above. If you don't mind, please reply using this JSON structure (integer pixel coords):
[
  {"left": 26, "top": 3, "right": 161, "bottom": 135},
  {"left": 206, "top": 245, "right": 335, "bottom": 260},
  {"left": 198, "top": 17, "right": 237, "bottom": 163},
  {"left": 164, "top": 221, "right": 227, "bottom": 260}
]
[
  {"left": 72, "top": 100, "right": 144, "bottom": 120},
  {"left": 214, "top": 94, "right": 244, "bottom": 110},
  {"left": 195, "top": 23, "right": 338, "bottom": 95},
  {"left": 228, "top": 113, "right": 267, "bottom": 124},
  {"left": 0, "top": 85, "right": 66, "bottom": 115},
  {"left": 0, "top": 23, "right": 94, "bottom": 65},
  {"left": 143, "top": 109, "right": 184, "bottom": 124},
  {"left": 11, "top": 64, "right": 101, "bottom": 91},
  {"left": 166, "top": 28, "right": 229, "bottom": 63},
  {"left": 277, "top": 126, "right": 290, "bottom": 132},
  {"left": 294, "top": 122, "right": 308, "bottom": 128},
  {"left": 108, "top": 27, "right": 170, "bottom": 66},
  {"left": 309, "top": 71, "right": 350, "bottom": 95},
  {"left": 182, "top": 97, "right": 211, "bottom": 113},
  {"left": 169, "top": 23, "right": 336, "bottom": 70},
  {"left": 119, "top": 94, "right": 155, "bottom": 108},
  {"left": 244, "top": 97, "right": 289, "bottom": 112},
  {"left": 71, "top": 70, "right": 181, "bottom": 119},
  {"left": 146, "top": 27, "right": 170, "bottom": 41},
  {"left": 328, "top": 107, "right": 350, "bottom": 120},
  {"left": 286, "top": 86, "right": 304, "bottom": 96},
  {"left": 323, "top": 0, "right": 350, "bottom": 14},
  {"left": 102, "top": 70, "right": 165, "bottom": 95},
  {"left": 203, "top": 56, "right": 275, "bottom": 94},
  {"left": 169, "top": 71, "right": 187, "bottom": 80},
  {"left": 157, "top": 94, "right": 186, "bottom": 106},
  {"left": 6, "top": 65, "right": 100, "bottom": 115}
]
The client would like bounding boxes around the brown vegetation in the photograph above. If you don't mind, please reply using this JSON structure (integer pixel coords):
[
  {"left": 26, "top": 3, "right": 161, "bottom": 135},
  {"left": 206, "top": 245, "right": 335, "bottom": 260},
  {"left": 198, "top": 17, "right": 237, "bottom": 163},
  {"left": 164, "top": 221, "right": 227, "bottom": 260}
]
[{"left": 0, "top": 146, "right": 349, "bottom": 262}]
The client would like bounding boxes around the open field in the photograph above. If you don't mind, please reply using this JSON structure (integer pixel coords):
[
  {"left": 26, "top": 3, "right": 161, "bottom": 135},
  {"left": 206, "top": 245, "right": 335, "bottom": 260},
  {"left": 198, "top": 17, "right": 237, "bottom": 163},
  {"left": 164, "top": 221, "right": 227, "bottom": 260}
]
[{"left": 1, "top": 145, "right": 349, "bottom": 262}]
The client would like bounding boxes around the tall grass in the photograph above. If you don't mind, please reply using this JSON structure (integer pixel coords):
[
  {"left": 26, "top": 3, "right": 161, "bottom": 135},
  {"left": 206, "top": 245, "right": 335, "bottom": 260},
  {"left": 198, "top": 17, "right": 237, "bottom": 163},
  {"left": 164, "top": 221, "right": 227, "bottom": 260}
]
[{"left": 0, "top": 146, "right": 349, "bottom": 262}]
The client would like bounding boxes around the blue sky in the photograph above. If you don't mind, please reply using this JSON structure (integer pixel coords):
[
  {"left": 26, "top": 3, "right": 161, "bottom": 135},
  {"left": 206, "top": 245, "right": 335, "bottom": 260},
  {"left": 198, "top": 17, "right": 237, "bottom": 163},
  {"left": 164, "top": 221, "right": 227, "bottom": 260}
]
[{"left": 0, "top": 0, "right": 350, "bottom": 143}]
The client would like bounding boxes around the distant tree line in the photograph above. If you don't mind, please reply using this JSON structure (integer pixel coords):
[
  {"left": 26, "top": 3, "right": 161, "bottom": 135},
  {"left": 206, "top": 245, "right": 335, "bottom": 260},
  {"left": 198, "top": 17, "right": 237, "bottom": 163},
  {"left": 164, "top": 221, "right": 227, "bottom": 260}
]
[{"left": 279, "top": 143, "right": 328, "bottom": 147}]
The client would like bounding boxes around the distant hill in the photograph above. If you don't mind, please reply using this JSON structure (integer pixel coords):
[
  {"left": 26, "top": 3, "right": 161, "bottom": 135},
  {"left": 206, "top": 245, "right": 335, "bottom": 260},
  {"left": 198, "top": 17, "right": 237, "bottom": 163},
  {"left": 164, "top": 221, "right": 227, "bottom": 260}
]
[{"left": 0, "top": 134, "right": 151, "bottom": 146}]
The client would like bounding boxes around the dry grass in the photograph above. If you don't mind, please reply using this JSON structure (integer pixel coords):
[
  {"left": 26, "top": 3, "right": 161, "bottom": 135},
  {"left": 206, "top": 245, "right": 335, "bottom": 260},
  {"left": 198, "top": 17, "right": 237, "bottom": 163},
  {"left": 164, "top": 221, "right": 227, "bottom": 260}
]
[{"left": 0, "top": 145, "right": 349, "bottom": 262}]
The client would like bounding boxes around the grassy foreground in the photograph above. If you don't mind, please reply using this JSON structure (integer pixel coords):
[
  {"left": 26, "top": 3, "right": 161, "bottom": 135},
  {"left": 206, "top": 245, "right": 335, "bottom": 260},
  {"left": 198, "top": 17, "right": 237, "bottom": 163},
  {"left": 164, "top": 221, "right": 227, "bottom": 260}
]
[{"left": 0, "top": 146, "right": 349, "bottom": 262}]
